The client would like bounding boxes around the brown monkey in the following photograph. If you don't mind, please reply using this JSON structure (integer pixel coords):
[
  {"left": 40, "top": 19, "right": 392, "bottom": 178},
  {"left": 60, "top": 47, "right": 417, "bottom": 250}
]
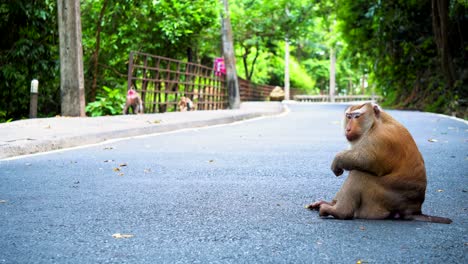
[
  {"left": 307, "top": 102, "right": 452, "bottom": 224},
  {"left": 178, "top": 96, "right": 194, "bottom": 112},
  {"left": 123, "top": 88, "right": 143, "bottom": 114}
]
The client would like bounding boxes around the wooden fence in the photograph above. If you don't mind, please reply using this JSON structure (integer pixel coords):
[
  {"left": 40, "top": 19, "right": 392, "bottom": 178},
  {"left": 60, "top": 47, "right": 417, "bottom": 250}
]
[
  {"left": 127, "top": 51, "right": 374, "bottom": 113},
  {"left": 127, "top": 51, "right": 228, "bottom": 113}
]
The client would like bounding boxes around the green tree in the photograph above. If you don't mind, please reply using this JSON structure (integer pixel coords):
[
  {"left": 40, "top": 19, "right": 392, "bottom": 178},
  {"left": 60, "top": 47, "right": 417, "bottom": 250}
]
[
  {"left": 81, "top": 0, "right": 221, "bottom": 102},
  {"left": 337, "top": 0, "right": 467, "bottom": 115},
  {"left": 0, "top": 0, "right": 60, "bottom": 121}
]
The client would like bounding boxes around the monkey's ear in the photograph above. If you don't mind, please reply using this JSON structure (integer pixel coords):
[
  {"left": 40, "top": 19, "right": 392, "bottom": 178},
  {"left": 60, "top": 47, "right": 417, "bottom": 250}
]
[{"left": 372, "top": 103, "right": 381, "bottom": 118}]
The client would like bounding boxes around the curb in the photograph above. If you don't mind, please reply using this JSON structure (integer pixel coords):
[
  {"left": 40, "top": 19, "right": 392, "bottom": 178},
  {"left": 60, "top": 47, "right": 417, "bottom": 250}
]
[{"left": 0, "top": 103, "right": 285, "bottom": 160}]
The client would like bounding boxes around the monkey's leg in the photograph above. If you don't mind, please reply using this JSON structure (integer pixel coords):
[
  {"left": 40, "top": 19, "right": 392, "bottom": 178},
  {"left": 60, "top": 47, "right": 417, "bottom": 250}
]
[{"left": 318, "top": 173, "right": 362, "bottom": 219}]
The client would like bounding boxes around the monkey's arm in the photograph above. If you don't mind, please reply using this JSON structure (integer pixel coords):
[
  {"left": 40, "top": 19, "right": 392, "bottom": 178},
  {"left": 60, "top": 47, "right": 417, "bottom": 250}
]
[{"left": 331, "top": 149, "right": 389, "bottom": 177}]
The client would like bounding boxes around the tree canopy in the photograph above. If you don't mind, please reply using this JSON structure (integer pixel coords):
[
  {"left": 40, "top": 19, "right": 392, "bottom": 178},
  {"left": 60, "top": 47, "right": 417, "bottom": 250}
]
[{"left": 0, "top": 0, "right": 466, "bottom": 121}]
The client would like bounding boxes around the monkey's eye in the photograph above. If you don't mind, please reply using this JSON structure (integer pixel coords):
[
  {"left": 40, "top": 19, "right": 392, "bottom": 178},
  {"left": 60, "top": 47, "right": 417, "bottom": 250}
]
[
  {"left": 346, "top": 114, "right": 352, "bottom": 119},
  {"left": 354, "top": 114, "right": 360, "bottom": 119}
]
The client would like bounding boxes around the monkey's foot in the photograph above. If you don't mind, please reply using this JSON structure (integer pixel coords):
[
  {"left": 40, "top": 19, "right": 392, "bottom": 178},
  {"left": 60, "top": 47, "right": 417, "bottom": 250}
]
[{"left": 306, "top": 200, "right": 331, "bottom": 211}]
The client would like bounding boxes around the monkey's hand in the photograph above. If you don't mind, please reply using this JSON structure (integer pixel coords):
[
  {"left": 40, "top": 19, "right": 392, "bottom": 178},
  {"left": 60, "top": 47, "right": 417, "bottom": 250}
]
[{"left": 331, "top": 156, "right": 344, "bottom": 176}]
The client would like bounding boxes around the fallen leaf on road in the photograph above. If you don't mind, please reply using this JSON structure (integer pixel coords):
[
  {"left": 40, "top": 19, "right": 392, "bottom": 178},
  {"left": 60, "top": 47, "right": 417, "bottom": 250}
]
[
  {"left": 112, "top": 233, "right": 134, "bottom": 239},
  {"left": 356, "top": 260, "right": 368, "bottom": 264},
  {"left": 119, "top": 163, "right": 128, "bottom": 167},
  {"left": 113, "top": 167, "right": 121, "bottom": 172},
  {"left": 428, "top": 139, "right": 438, "bottom": 142},
  {"left": 208, "top": 160, "right": 214, "bottom": 163},
  {"left": 118, "top": 173, "right": 124, "bottom": 176},
  {"left": 437, "top": 189, "right": 444, "bottom": 192},
  {"left": 104, "top": 160, "right": 114, "bottom": 163},
  {"left": 0, "top": 200, "right": 7, "bottom": 204},
  {"left": 103, "top": 146, "right": 114, "bottom": 150},
  {"left": 359, "top": 226, "right": 366, "bottom": 231},
  {"left": 144, "top": 169, "right": 152, "bottom": 173}
]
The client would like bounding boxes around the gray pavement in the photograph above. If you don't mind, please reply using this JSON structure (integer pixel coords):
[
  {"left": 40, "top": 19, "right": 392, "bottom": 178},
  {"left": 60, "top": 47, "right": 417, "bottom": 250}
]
[
  {"left": 0, "top": 102, "right": 284, "bottom": 160},
  {"left": 0, "top": 102, "right": 467, "bottom": 263}
]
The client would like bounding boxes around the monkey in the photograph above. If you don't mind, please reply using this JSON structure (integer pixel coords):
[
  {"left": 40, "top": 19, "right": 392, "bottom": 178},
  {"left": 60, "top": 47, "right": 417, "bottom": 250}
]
[
  {"left": 178, "top": 96, "right": 194, "bottom": 112},
  {"left": 123, "top": 88, "right": 143, "bottom": 114},
  {"left": 307, "top": 102, "right": 452, "bottom": 224}
]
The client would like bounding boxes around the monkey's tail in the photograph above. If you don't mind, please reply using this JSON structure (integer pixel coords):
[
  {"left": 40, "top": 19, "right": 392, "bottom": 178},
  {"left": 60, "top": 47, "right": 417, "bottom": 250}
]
[{"left": 408, "top": 214, "right": 452, "bottom": 224}]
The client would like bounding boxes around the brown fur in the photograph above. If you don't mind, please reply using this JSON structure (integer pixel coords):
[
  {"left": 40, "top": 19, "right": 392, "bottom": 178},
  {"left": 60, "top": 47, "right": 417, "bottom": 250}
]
[
  {"left": 307, "top": 103, "right": 452, "bottom": 224},
  {"left": 123, "top": 88, "right": 143, "bottom": 114},
  {"left": 178, "top": 96, "right": 194, "bottom": 112}
]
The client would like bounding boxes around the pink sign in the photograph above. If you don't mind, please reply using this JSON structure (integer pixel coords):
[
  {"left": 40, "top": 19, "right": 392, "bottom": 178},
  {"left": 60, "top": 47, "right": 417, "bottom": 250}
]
[{"left": 214, "top": 57, "right": 226, "bottom": 76}]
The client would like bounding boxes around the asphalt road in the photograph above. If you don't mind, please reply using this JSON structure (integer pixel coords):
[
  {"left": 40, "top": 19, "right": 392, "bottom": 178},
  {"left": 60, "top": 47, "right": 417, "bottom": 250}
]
[{"left": 1, "top": 103, "right": 467, "bottom": 263}]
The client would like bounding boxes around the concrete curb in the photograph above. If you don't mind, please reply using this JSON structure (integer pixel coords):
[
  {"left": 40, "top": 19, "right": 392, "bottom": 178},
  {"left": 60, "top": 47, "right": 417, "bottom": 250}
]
[{"left": 0, "top": 102, "right": 285, "bottom": 160}]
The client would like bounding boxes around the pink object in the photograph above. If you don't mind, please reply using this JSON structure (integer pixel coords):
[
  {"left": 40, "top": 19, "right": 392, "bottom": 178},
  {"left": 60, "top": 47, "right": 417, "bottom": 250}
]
[{"left": 214, "top": 58, "right": 226, "bottom": 76}]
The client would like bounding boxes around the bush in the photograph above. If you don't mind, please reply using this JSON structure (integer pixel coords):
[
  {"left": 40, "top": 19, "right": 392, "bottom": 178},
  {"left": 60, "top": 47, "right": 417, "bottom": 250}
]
[{"left": 85, "top": 86, "right": 126, "bottom": 117}]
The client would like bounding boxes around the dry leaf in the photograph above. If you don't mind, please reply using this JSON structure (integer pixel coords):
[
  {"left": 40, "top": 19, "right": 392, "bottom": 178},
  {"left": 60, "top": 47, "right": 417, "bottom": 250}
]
[
  {"left": 113, "top": 167, "right": 121, "bottom": 172},
  {"left": 104, "top": 160, "right": 114, "bottom": 163},
  {"left": 0, "top": 200, "right": 7, "bottom": 204},
  {"left": 356, "top": 260, "right": 368, "bottom": 264},
  {"left": 119, "top": 163, "right": 128, "bottom": 167},
  {"left": 437, "top": 189, "right": 444, "bottom": 192},
  {"left": 428, "top": 139, "right": 438, "bottom": 142},
  {"left": 144, "top": 169, "right": 152, "bottom": 173},
  {"left": 104, "top": 146, "right": 114, "bottom": 150},
  {"left": 118, "top": 173, "right": 124, "bottom": 176},
  {"left": 359, "top": 226, "right": 366, "bottom": 231},
  {"left": 112, "top": 233, "right": 134, "bottom": 239},
  {"left": 208, "top": 160, "right": 214, "bottom": 163}
]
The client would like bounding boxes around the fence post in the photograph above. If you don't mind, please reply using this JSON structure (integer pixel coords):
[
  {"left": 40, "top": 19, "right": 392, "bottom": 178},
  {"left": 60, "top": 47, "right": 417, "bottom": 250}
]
[{"left": 29, "top": 79, "right": 39, "bottom": 118}]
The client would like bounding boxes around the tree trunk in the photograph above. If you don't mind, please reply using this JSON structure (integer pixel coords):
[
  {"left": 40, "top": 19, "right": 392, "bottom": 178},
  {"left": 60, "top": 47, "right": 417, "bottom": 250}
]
[
  {"left": 221, "top": 0, "right": 240, "bottom": 109},
  {"left": 90, "top": 0, "right": 109, "bottom": 102},
  {"left": 431, "top": 0, "right": 455, "bottom": 87},
  {"left": 57, "top": 0, "right": 86, "bottom": 116}
]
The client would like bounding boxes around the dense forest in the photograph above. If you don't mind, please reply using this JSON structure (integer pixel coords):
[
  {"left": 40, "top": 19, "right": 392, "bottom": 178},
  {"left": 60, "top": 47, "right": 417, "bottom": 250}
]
[{"left": 0, "top": 0, "right": 466, "bottom": 121}]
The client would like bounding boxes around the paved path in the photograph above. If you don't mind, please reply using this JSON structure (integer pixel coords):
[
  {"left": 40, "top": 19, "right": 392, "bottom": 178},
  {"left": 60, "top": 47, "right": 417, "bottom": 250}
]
[{"left": 0, "top": 103, "right": 466, "bottom": 263}]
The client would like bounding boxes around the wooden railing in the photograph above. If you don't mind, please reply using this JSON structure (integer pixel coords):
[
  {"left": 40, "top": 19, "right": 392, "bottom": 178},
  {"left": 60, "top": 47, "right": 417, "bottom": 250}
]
[
  {"left": 127, "top": 51, "right": 228, "bottom": 113},
  {"left": 127, "top": 52, "right": 379, "bottom": 113},
  {"left": 294, "top": 95, "right": 382, "bottom": 103}
]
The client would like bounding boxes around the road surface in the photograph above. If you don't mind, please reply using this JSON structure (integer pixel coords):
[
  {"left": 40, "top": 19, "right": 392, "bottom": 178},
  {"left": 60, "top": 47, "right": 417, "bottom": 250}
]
[{"left": 1, "top": 103, "right": 466, "bottom": 263}]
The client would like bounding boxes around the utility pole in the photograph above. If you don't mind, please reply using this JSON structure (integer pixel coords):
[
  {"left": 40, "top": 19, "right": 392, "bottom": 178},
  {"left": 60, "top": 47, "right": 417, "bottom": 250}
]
[
  {"left": 57, "top": 0, "right": 86, "bottom": 116},
  {"left": 329, "top": 48, "right": 336, "bottom": 102},
  {"left": 284, "top": 40, "right": 290, "bottom": 101},
  {"left": 220, "top": 0, "right": 240, "bottom": 109}
]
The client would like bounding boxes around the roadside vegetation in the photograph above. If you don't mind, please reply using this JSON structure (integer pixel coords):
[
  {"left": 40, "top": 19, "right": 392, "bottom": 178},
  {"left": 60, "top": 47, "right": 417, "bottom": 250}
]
[{"left": 0, "top": 0, "right": 466, "bottom": 121}]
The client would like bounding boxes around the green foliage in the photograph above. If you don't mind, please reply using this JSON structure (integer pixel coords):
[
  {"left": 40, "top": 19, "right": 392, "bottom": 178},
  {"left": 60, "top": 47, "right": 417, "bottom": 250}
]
[
  {"left": 81, "top": 0, "right": 221, "bottom": 102},
  {"left": 336, "top": 0, "right": 467, "bottom": 115},
  {"left": 85, "top": 86, "right": 125, "bottom": 117},
  {"left": 0, "top": 0, "right": 60, "bottom": 121},
  {"left": 1, "top": 0, "right": 465, "bottom": 120}
]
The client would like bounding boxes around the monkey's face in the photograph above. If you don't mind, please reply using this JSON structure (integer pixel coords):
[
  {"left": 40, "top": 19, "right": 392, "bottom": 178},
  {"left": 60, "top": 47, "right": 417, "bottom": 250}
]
[{"left": 344, "top": 103, "right": 378, "bottom": 142}]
